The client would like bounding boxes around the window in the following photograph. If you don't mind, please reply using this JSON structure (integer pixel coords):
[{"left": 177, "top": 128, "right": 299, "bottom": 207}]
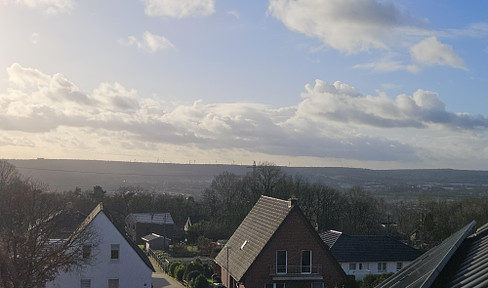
[
  {"left": 378, "top": 262, "right": 387, "bottom": 272},
  {"left": 82, "top": 245, "right": 91, "bottom": 259},
  {"left": 111, "top": 244, "right": 120, "bottom": 260},
  {"left": 359, "top": 263, "right": 363, "bottom": 270},
  {"left": 266, "top": 284, "right": 285, "bottom": 288},
  {"left": 276, "top": 251, "right": 287, "bottom": 274},
  {"left": 108, "top": 279, "right": 119, "bottom": 288},
  {"left": 80, "top": 279, "right": 91, "bottom": 288},
  {"left": 311, "top": 283, "right": 324, "bottom": 288},
  {"left": 397, "top": 262, "right": 403, "bottom": 271},
  {"left": 349, "top": 263, "right": 356, "bottom": 270},
  {"left": 301, "top": 250, "right": 312, "bottom": 273}
]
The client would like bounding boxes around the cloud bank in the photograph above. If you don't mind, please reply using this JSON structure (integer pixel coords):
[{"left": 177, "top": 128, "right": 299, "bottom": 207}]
[
  {"left": 1, "top": 64, "right": 487, "bottom": 167},
  {"left": 268, "top": 0, "right": 467, "bottom": 72}
]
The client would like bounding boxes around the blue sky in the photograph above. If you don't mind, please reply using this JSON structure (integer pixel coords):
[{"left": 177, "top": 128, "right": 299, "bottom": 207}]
[{"left": 1, "top": 0, "right": 487, "bottom": 169}]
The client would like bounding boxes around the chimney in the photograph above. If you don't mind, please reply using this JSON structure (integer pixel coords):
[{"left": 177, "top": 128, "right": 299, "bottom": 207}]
[{"left": 288, "top": 198, "right": 298, "bottom": 208}]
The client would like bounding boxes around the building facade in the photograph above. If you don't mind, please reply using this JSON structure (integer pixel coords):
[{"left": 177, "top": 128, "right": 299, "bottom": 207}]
[
  {"left": 214, "top": 196, "right": 345, "bottom": 288},
  {"left": 47, "top": 204, "right": 154, "bottom": 288}
]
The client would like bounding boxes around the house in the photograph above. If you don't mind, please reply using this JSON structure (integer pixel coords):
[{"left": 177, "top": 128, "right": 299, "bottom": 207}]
[
  {"left": 376, "top": 220, "right": 488, "bottom": 288},
  {"left": 46, "top": 203, "right": 154, "bottom": 288},
  {"left": 320, "top": 230, "right": 422, "bottom": 280},
  {"left": 125, "top": 212, "right": 175, "bottom": 245},
  {"left": 141, "top": 233, "right": 171, "bottom": 251},
  {"left": 214, "top": 196, "right": 346, "bottom": 288}
]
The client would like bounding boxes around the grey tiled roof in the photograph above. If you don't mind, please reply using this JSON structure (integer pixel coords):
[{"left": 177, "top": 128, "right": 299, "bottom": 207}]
[
  {"left": 376, "top": 221, "right": 475, "bottom": 288},
  {"left": 320, "top": 230, "right": 342, "bottom": 248},
  {"left": 214, "top": 196, "right": 293, "bottom": 281},
  {"left": 320, "top": 231, "right": 422, "bottom": 262},
  {"left": 126, "top": 213, "right": 174, "bottom": 225},
  {"left": 431, "top": 223, "right": 488, "bottom": 288}
]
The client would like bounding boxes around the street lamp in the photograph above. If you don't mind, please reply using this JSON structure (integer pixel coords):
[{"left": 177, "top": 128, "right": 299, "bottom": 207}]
[{"left": 225, "top": 245, "right": 232, "bottom": 287}]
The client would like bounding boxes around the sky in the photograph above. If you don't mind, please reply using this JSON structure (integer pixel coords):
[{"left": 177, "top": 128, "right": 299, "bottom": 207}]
[{"left": 0, "top": 0, "right": 487, "bottom": 170}]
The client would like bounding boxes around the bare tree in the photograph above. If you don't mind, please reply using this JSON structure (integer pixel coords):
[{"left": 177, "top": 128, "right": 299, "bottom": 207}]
[{"left": 0, "top": 160, "right": 97, "bottom": 288}]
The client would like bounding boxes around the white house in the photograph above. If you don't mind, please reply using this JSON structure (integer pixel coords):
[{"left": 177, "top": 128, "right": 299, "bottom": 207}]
[
  {"left": 46, "top": 203, "right": 154, "bottom": 288},
  {"left": 320, "top": 230, "right": 422, "bottom": 280}
]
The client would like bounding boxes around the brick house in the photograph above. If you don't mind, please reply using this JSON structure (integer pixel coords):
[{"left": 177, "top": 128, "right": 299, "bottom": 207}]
[
  {"left": 214, "top": 196, "right": 345, "bottom": 288},
  {"left": 125, "top": 212, "right": 175, "bottom": 245}
]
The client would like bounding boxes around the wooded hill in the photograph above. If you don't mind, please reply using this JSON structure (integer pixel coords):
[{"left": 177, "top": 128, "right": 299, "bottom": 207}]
[{"left": 8, "top": 159, "right": 488, "bottom": 201}]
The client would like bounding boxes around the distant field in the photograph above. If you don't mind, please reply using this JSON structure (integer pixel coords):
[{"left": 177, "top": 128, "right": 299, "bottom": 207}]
[{"left": 7, "top": 159, "right": 488, "bottom": 201}]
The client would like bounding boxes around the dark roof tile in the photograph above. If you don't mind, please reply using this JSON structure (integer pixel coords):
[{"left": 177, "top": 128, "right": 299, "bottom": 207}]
[
  {"left": 376, "top": 221, "right": 475, "bottom": 288},
  {"left": 320, "top": 231, "right": 422, "bottom": 263}
]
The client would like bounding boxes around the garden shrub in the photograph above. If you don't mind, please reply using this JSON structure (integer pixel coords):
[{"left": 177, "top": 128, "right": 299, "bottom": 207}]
[
  {"left": 168, "top": 262, "right": 180, "bottom": 277},
  {"left": 175, "top": 264, "right": 185, "bottom": 281},
  {"left": 194, "top": 274, "right": 208, "bottom": 288}
]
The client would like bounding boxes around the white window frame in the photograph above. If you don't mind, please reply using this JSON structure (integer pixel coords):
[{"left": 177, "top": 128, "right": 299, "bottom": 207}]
[
  {"left": 276, "top": 250, "right": 287, "bottom": 274},
  {"left": 378, "top": 262, "right": 387, "bottom": 272},
  {"left": 397, "top": 262, "right": 403, "bottom": 271},
  {"left": 349, "top": 263, "right": 356, "bottom": 271},
  {"left": 265, "top": 284, "right": 285, "bottom": 288},
  {"left": 301, "top": 250, "right": 312, "bottom": 274}
]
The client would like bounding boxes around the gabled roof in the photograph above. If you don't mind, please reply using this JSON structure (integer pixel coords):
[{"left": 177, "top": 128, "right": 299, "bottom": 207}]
[
  {"left": 432, "top": 223, "right": 488, "bottom": 287},
  {"left": 126, "top": 213, "right": 174, "bottom": 225},
  {"left": 320, "top": 230, "right": 342, "bottom": 248},
  {"left": 376, "top": 221, "right": 475, "bottom": 288},
  {"left": 320, "top": 231, "right": 422, "bottom": 263},
  {"left": 78, "top": 203, "right": 155, "bottom": 272},
  {"left": 184, "top": 217, "right": 192, "bottom": 231},
  {"left": 214, "top": 196, "right": 294, "bottom": 281}
]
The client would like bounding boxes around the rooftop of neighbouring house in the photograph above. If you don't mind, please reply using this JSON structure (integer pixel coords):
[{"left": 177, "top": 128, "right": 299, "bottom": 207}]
[
  {"left": 320, "top": 230, "right": 422, "bottom": 263},
  {"left": 126, "top": 212, "right": 174, "bottom": 225},
  {"left": 376, "top": 221, "right": 488, "bottom": 288}
]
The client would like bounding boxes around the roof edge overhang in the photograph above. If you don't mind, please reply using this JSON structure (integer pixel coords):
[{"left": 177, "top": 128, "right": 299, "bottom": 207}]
[{"left": 421, "top": 220, "right": 476, "bottom": 288}]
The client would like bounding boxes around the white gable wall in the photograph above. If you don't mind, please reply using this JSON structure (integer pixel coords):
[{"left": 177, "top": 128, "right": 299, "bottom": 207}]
[
  {"left": 340, "top": 261, "right": 411, "bottom": 280},
  {"left": 47, "top": 211, "right": 153, "bottom": 288}
]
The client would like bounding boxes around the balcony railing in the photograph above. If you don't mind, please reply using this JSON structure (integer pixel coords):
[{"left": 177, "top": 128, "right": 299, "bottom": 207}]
[{"left": 270, "top": 265, "right": 322, "bottom": 276}]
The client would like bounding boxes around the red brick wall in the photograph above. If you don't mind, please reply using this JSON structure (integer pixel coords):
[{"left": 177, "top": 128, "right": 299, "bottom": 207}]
[{"left": 236, "top": 208, "right": 345, "bottom": 288}]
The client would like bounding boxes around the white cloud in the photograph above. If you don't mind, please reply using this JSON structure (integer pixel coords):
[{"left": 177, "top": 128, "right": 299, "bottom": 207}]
[
  {"left": 227, "top": 10, "right": 239, "bottom": 19},
  {"left": 141, "top": 0, "right": 215, "bottom": 18},
  {"left": 2, "top": 64, "right": 488, "bottom": 167},
  {"left": 410, "top": 36, "right": 466, "bottom": 70},
  {"left": 290, "top": 80, "right": 488, "bottom": 130},
  {"left": 126, "top": 31, "right": 174, "bottom": 53},
  {"left": 354, "top": 60, "right": 419, "bottom": 73},
  {"left": 7, "top": 0, "right": 74, "bottom": 14},
  {"left": 30, "top": 33, "right": 40, "bottom": 44},
  {"left": 267, "top": 0, "right": 422, "bottom": 54}
]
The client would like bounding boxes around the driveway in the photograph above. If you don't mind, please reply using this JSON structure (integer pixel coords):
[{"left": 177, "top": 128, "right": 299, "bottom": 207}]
[{"left": 152, "top": 272, "right": 186, "bottom": 288}]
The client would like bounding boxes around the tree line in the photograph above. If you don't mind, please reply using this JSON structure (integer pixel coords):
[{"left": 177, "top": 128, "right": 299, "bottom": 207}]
[{"left": 2, "top": 159, "right": 488, "bottom": 287}]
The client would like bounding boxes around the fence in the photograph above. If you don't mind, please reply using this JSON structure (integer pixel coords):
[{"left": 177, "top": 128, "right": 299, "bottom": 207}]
[{"left": 148, "top": 248, "right": 170, "bottom": 273}]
